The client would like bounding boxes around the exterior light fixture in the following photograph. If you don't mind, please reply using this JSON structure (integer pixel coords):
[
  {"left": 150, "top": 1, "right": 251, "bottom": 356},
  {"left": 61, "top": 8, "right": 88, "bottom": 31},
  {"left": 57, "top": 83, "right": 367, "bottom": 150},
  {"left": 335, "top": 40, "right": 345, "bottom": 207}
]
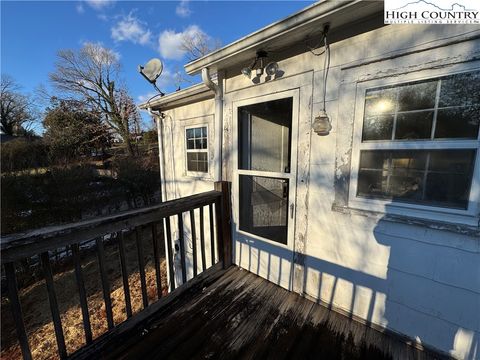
[
  {"left": 241, "top": 67, "right": 252, "bottom": 79},
  {"left": 265, "top": 62, "right": 279, "bottom": 76},
  {"left": 312, "top": 110, "right": 332, "bottom": 136},
  {"left": 241, "top": 51, "right": 277, "bottom": 81},
  {"left": 312, "top": 24, "right": 332, "bottom": 136},
  {"left": 138, "top": 58, "right": 165, "bottom": 96}
]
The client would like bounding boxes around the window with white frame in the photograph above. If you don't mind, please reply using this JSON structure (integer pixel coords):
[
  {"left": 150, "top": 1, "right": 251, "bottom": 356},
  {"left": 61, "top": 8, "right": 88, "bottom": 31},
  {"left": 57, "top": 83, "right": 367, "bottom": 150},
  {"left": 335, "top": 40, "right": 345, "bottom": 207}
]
[
  {"left": 354, "top": 70, "right": 479, "bottom": 211},
  {"left": 185, "top": 126, "right": 208, "bottom": 173}
]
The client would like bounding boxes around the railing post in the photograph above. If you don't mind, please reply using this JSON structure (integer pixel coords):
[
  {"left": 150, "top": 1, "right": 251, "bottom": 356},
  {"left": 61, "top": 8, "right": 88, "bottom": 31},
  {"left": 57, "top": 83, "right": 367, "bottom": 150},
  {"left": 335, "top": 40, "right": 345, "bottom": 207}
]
[
  {"left": 4, "top": 262, "right": 32, "bottom": 360},
  {"left": 214, "top": 181, "right": 232, "bottom": 269}
]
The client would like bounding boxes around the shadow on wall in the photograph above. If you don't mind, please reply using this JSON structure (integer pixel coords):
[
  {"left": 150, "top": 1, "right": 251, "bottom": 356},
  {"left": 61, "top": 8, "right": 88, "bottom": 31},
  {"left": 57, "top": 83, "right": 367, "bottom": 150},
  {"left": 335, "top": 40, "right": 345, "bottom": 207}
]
[{"left": 235, "top": 217, "right": 479, "bottom": 360}]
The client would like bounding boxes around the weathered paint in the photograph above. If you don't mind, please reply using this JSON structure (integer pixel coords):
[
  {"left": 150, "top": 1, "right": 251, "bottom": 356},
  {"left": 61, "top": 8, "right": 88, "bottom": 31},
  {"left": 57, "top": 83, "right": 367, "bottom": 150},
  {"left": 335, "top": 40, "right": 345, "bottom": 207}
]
[{"left": 156, "top": 19, "right": 480, "bottom": 359}]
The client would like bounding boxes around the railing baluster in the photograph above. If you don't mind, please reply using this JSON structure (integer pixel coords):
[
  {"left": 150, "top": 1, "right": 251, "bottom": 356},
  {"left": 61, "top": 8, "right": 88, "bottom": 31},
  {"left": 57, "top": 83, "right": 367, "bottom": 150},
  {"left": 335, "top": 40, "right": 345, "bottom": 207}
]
[
  {"left": 189, "top": 209, "right": 198, "bottom": 277},
  {"left": 214, "top": 181, "right": 232, "bottom": 268},
  {"left": 0, "top": 188, "right": 230, "bottom": 359},
  {"left": 4, "top": 262, "right": 32, "bottom": 360},
  {"left": 71, "top": 243, "right": 93, "bottom": 344},
  {"left": 165, "top": 217, "right": 175, "bottom": 291},
  {"left": 135, "top": 227, "right": 149, "bottom": 308},
  {"left": 96, "top": 238, "right": 114, "bottom": 329},
  {"left": 199, "top": 206, "right": 206, "bottom": 272},
  {"left": 209, "top": 203, "right": 216, "bottom": 266},
  {"left": 178, "top": 213, "right": 187, "bottom": 284},
  {"left": 151, "top": 223, "right": 162, "bottom": 299},
  {"left": 40, "top": 252, "right": 67, "bottom": 359},
  {"left": 117, "top": 231, "right": 132, "bottom": 318}
]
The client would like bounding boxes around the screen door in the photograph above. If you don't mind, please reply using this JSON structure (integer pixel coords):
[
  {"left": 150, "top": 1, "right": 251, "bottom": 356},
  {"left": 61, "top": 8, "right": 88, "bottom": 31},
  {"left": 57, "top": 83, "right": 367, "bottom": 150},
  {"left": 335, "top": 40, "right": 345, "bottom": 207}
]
[{"left": 234, "top": 94, "right": 298, "bottom": 247}]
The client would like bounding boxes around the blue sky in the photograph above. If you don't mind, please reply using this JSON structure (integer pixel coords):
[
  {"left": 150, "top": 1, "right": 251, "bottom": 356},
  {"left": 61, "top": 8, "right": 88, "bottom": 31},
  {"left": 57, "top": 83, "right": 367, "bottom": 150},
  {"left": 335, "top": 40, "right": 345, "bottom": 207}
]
[{"left": 1, "top": 0, "right": 313, "bottom": 131}]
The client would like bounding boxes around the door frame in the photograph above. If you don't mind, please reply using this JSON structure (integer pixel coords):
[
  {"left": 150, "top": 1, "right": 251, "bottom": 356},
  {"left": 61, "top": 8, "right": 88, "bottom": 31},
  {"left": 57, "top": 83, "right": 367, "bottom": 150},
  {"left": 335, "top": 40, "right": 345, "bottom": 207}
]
[
  {"left": 232, "top": 89, "right": 300, "bottom": 251},
  {"left": 225, "top": 71, "right": 314, "bottom": 291}
]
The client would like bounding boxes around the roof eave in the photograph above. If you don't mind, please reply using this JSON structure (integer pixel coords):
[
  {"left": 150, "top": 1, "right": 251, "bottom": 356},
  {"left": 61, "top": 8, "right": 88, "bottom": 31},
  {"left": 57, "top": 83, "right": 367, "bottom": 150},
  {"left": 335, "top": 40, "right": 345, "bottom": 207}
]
[
  {"left": 184, "top": 0, "right": 378, "bottom": 75},
  {"left": 138, "top": 83, "right": 213, "bottom": 111}
]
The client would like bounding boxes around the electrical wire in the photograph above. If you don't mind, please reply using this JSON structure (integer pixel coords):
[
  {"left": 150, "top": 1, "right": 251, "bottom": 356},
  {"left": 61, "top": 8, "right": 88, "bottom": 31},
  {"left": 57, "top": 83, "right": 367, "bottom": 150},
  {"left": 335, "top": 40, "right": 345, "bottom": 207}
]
[
  {"left": 146, "top": 92, "right": 164, "bottom": 105},
  {"left": 322, "top": 29, "right": 331, "bottom": 112},
  {"left": 306, "top": 32, "right": 327, "bottom": 56}
]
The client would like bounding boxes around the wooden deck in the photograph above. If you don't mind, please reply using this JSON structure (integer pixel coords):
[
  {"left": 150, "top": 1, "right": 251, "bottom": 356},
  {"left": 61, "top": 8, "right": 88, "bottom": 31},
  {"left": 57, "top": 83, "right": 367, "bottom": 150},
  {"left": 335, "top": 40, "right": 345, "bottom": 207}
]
[{"left": 76, "top": 266, "right": 447, "bottom": 360}]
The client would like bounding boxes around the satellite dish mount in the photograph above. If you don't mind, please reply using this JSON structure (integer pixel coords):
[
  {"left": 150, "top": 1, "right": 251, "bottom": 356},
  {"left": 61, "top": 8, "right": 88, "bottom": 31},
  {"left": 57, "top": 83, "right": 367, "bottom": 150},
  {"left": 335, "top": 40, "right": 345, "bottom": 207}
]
[{"left": 138, "top": 58, "right": 165, "bottom": 96}]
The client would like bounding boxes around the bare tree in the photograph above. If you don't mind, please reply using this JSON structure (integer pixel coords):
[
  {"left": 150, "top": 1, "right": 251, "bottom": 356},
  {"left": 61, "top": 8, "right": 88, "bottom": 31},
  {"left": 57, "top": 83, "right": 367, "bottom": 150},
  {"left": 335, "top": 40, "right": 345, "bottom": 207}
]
[
  {"left": 180, "top": 30, "right": 221, "bottom": 61},
  {"left": 50, "top": 43, "right": 139, "bottom": 155},
  {"left": 1, "top": 74, "right": 37, "bottom": 136}
]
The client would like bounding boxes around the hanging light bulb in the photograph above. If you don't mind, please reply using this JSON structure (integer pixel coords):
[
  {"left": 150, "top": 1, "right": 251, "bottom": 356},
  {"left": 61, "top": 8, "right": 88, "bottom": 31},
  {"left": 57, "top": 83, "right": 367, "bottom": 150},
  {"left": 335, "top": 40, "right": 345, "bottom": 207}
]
[
  {"left": 312, "top": 110, "right": 332, "bottom": 136},
  {"left": 313, "top": 24, "right": 332, "bottom": 136}
]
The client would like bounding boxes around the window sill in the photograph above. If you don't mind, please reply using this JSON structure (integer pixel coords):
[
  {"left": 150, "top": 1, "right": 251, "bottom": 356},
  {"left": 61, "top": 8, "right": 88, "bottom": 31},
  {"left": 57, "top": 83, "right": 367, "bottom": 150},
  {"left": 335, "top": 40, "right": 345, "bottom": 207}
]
[
  {"left": 184, "top": 171, "right": 214, "bottom": 181},
  {"left": 331, "top": 203, "right": 479, "bottom": 237}
]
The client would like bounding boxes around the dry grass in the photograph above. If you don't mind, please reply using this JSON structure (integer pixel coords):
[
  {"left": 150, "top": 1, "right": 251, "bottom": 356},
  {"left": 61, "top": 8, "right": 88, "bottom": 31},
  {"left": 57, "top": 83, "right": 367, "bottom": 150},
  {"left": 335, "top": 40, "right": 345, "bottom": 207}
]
[{"left": 1, "top": 229, "right": 168, "bottom": 360}]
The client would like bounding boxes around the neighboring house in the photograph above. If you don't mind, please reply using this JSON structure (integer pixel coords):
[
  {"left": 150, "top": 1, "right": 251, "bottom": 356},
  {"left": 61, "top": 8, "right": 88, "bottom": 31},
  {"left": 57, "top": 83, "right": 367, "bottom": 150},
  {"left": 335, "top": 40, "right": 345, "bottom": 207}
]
[{"left": 140, "top": 2, "right": 479, "bottom": 359}]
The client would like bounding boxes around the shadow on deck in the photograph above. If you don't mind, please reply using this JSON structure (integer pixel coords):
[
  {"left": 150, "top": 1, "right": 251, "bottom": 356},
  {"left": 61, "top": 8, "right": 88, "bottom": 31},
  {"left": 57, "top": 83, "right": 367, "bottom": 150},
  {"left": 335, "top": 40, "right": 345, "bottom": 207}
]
[{"left": 75, "top": 266, "right": 443, "bottom": 360}]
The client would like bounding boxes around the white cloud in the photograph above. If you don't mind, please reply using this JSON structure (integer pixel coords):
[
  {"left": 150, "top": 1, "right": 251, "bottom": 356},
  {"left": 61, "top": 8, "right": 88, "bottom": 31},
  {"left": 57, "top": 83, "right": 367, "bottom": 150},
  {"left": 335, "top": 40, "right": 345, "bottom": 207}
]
[
  {"left": 111, "top": 13, "right": 152, "bottom": 45},
  {"left": 85, "top": 0, "right": 115, "bottom": 10},
  {"left": 158, "top": 25, "right": 207, "bottom": 60},
  {"left": 97, "top": 14, "right": 108, "bottom": 21},
  {"left": 76, "top": 3, "right": 85, "bottom": 14},
  {"left": 176, "top": 0, "right": 192, "bottom": 18}
]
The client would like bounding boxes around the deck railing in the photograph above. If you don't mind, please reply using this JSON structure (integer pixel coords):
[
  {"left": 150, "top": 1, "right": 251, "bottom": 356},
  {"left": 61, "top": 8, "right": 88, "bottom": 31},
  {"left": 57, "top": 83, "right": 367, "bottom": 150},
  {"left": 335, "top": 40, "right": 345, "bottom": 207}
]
[{"left": 1, "top": 181, "right": 232, "bottom": 360}]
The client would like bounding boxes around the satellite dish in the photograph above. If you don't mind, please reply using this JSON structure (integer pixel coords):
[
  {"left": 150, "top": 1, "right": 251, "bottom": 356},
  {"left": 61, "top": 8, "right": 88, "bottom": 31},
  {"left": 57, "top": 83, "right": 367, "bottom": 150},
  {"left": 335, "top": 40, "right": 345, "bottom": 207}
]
[{"left": 138, "top": 58, "right": 165, "bottom": 96}]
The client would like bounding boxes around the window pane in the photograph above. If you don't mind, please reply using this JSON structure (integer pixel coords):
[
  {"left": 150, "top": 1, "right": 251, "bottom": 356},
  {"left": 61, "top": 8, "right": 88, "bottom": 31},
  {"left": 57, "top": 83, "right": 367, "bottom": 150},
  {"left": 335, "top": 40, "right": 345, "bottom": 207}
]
[
  {"left": 358, "top": 151, "right": 425, "bottom": 201},
  {"left": 439, "top": 71, "right": 480, "bottom": 107},
  {"left": 195, "top": 139, "right": 202, "bottom": 149},
  {"left": 357, "top": 150, "right": 476, "bottom": 209},
  {"left": 200, "top": 138, "right": 207, "bottom": 149},
  {"left": 398, "top": 81, "right": 437, "bottom": 111},
  {"left": 187, "top": 153, "right": 198, "bottom": 171},
  {"left": 429, "top": 150, "right": 475, "bottom": 173},
  {"left": 391, "top": 151, "right": 427, "bottom": 171},
  {"left": 202, "top": 127, "right": 207, "bottom": 137},
  {"left": 388, "top": 171, "right": 424, "bottom": 201},
  {"left": 425, "top": 149, "right": 476, "bottom": 208},
  {"left": 357, "top": 170, "right": 385, "bottom": 197},
  {"left": 362, "top": 115, "right": 394, "bottom": 141},
  {"left": 187, "top": 152, "right": 208, "bottom": 173},
  {"left": 187, "top": 139, "right": 195, "bottom": 150},
  {"left": 239, "top": 175, "right": 288, "bottom": 244},
  {"left": 359, "top": 150, "right": 389, "bottom": 170},
  {"left": 194, "top": 128, "right": 202, "bottom": 137},
  {"left": 364, "top": 88, "right": 396, "bottom": 117},
  {"left": 197, "top": 152, "right": 208, "bottom": 172},
  {"left": 238, "top": 98, "right": 292, "bottom": 173},
  {"left": 425, "top": 174, "right": 472, "bottom": 208},
  {"left": 186, "top": 128, "right": 194, "bottom": 140},
  {"left": 434, "top": 106, "right": 480, "bottom": 139},
  {"left": 395, "top": 111, "right": 433, "bottom": 140}
]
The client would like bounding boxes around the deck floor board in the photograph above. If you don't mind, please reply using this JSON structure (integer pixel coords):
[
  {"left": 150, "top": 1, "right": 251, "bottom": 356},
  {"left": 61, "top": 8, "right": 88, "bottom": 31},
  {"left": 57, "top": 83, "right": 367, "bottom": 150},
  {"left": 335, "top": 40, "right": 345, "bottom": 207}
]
[{"left": 97, "top": 266, "right": 447, "bottom": 360}]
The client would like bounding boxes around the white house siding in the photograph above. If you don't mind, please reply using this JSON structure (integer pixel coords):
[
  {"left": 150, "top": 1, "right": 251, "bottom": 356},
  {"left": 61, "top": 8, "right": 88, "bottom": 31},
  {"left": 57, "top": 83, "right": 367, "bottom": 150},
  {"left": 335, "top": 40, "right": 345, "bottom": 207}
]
[
  {"left": 159, "top": 99, "right": 218, "bottom": 284},
  {"left": 158, "top": 21, "right": 480, "bottom": 359},
  {"left": 222, "top": 22, "right": 480, "bottom": 359}
]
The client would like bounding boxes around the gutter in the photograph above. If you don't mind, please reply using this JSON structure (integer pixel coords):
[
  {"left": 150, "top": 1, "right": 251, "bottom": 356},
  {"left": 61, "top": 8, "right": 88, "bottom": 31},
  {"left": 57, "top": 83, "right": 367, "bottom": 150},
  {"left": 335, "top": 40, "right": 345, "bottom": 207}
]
[
  {"left": 138, "top": 83, "right": 212, "bottom": 111},
  {"left": 201, "top": 68, "right": 223, "bottom": 182}
]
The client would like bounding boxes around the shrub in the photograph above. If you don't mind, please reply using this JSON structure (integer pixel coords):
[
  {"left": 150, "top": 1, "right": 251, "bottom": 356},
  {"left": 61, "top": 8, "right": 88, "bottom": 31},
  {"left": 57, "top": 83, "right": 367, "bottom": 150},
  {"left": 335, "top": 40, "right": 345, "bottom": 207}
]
[
  {"left": 112, "top": 155, "right": 160, "bottom": 207},
  {"left": 0, "top": 138, "right": 49, "bottom": 173}
]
